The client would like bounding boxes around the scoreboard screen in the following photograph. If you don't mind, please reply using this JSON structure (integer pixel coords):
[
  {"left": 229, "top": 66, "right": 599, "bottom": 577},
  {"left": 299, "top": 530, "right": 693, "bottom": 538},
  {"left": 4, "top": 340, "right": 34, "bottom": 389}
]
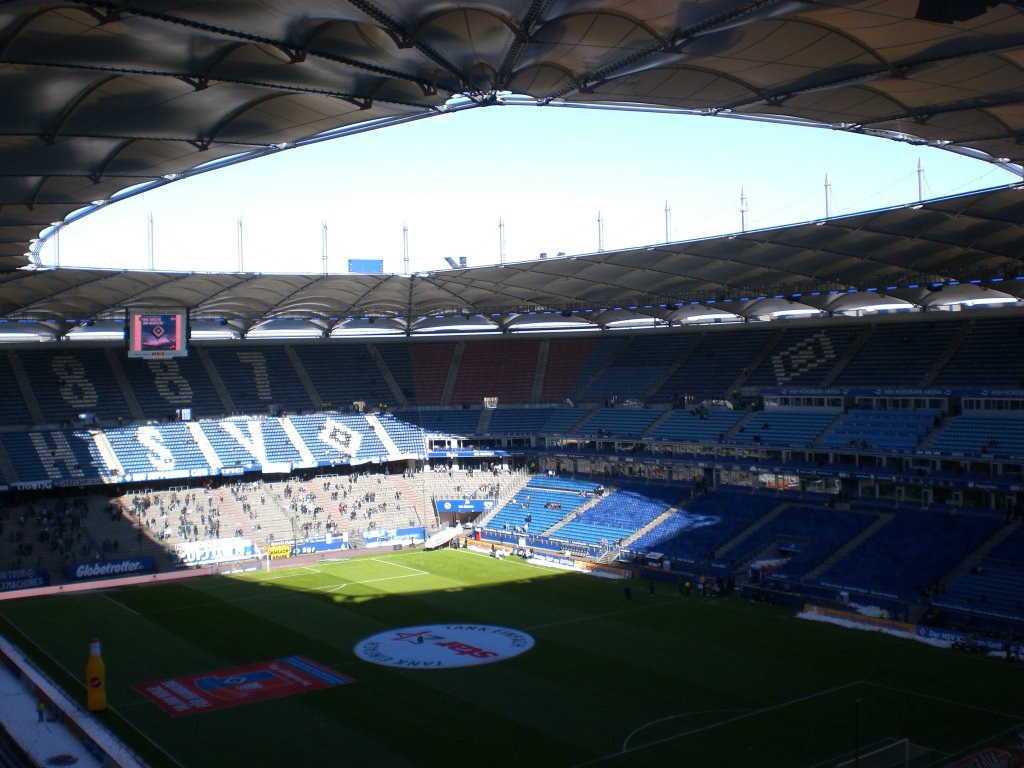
[{"left": 127, "top": 308, "right": 188, "bottom": 358}]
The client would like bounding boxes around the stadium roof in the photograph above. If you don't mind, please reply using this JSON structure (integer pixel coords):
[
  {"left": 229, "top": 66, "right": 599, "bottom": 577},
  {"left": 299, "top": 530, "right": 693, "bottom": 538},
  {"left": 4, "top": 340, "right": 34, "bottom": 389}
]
[
  {"left": 3, "top": 184, "right": 1024, "bottom": 334},
  {"left": 2, "top": 0, "right": 1024, "bottom": 332}
]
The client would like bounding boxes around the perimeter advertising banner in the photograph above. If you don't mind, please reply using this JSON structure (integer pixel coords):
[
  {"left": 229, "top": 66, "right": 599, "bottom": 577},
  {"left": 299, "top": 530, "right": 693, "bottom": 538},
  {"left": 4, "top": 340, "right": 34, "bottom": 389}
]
[
  {"left": 64, "top": 557, "right": 156, "bottom": 582},
  {"left": 173, "top": 537, "right": 258, "bottom": 566},
  {"left": 267, "top": 544, "right": 293, "bottom": 560},
  {"left": 0, "top": 567, "right": 48, "bottom": 591},
  {"left": 291, "top": 533, "right": 348, "bottom": 556},
  {"left": 434, "top": 499, "right": 496, "bottom": 514},
  {"left": 135, "top": 656, "right": 355, "bottom": 717},
  {"left": 361, "top": 527, "right": 425, "bottom": 548}
]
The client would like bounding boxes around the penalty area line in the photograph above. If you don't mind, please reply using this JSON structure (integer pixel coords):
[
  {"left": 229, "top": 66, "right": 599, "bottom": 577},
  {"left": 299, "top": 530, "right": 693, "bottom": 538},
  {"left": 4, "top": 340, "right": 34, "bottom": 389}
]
[
  {"left": 367, "top": 556, "right": 429, "bottom": 576},
  {"left": 570, "top": 680, "right": 863, "bottom": 768},
  {"left": 313, "top": 571, "right": 427, "bottom": 594},
  {"left": 622, "top": 709, "right": 757, "bottom": 752}
]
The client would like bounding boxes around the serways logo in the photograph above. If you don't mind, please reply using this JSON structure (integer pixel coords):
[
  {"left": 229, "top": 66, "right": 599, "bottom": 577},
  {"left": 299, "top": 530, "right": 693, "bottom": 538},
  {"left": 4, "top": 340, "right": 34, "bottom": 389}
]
[{"left": 354, "top": 624, "right": 534, "bottom": 669}]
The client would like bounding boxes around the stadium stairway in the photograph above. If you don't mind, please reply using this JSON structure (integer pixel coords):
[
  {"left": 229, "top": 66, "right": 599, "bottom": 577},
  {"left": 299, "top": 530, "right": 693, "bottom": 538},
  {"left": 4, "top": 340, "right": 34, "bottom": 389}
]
[
  {"left": 186, "top": 422, "right": 223, "bottom": 471},
  {"left": 729, "top": 328, "right": 785, "bottom": 399},
  {"left": 713, "top": 501, "right": 788, "bottom": 560},
  {"left": 0, "top": 439, "right": 18, "bottom": 483},
  {"left": 805, "top": 512, "right": 892, "bottom": 580},
  {"left": 440, "top": 341, "right": 464, "bottom": 406},
  {"left": 195, "top": 346, "right": 234, "bottom": 414},
  {"left": 475, "top": 408, "right": 492, "bottom": 434},
  {"left": 917, "top": 413, "right": 954, "bottom": 451},
  {"left": 283, "top": 346, "right": 323, "bottom": 410},
  {"left": 530, "top": 340, "right": 549, "bottom": 403},
  {"left": 385, "top": 473, "right": 430, "bottom": 527},
  {"left": 642, "top": 409, "right": 674, "bottom": 438},
  {"left": 820, "top": 324, "right": 874, "bottom": 387},
  {"left": 642, "top": 335, "right": 700, "bottom": 402},
  {"left": 363, "top": 413, "right": 401, "bottom": 457},
  {"left": 89, "top": 430, "right": 123, "bottom": 477},
  {"left": 567, "top": 405, "right": 602, "bottom": 434},
  {"left": 620, "top": 507, "right": 677, "bottom": 548},
  {"left": 105, "top": 348, "right": 144, "bottom": 422},
  {"left": 7, "top": 350, "right": 43, "bottom": 425},
  {"left": 933, "top": 517, "right": 1022, "bottom": 592},
  {"left": 541, "top": 493, "right": 604, "bottom": 537},
  {"left": 367, "top": 344, "right": 408, "bottom": 408},
  {"left": 280, "top": 418, "right": 317, "bottom": 466},
  {"left": 921, "top": 318, "right": 974, "bottom": 386},
  {"left": 571, "top": 339, "right": 628, "bottom": 405}
]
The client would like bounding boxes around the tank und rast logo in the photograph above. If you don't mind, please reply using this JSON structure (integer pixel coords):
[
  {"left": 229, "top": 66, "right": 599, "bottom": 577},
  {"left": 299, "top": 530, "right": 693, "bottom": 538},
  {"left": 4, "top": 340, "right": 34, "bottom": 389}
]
[{"left": 354, "top": 624, "right": 534, "bottom": 669}]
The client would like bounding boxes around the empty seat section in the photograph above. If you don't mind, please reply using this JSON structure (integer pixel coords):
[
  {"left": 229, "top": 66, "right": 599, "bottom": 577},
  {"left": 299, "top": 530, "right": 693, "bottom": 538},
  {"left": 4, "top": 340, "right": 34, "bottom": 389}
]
[
  {"left": 293, "top": 344, "right": 390, "bottom": 409},
  {"left": 745, "top": 326, "right": 862, "bottom": 389},
  {"left": 410, "top": 343, "right": 455, "bottom": 406},
  {"left": 486, "top": 487, "right": 588, "bottom": 534},
  {"left": 20, "top": 348, "right": 129, "bottom": 425},
  {"left": 575, "top": 407, "right": 661, "bottom": 438},
  {"left": 397, "top": 408, "right": 480, "bottom": 436},
  {"left": 630, "top": 489, "right": 780, "bottom": 568},
  {"left": 729, "top": 410, "right": 836, "bottom": 447},
  {"left": 451, "top": 338, "right": 540, "bottom": 406},
  {"left": 542, "top": 338, "right": 600, "bottom": 402},
  {"left": 933, "top": 316, "right": 1024, "bottom": 388},
  {"left": 933, "top": 526, "right": 1024, "bottom": 622},
  {"left": 198, "top": 418, "right": 265, "bottom": 471},
  {"left": 554, "top": 484, "right": 683, "bottom": 547},
  {"left": 654, "top": 328, "right": 777, "bottom": 403},
  {"left": 374, "top": 343, "right": 416, "bottom": 405},
  {"left": 374, "top": 412, "right": 426, "bottom": 455},
  {"left": 929, "top": 413, "right": 1024, "bottom": 458},
  {"left": 818, "top": 509, "right": 1002, "bottom": 600},
  {"left": 583, "top": 335, "right": 691, "bottom": 404},
  {"left": 833, "top": 321, "right": 960, "bottom": 387},
  {"left": 205, "top": 346, "right": 312, "bottom": 414},
  {"left": 730, "top": 505, "right": 878, "bottom": 579},
  {"left": 820, "top": 409, "right": 938, "bottom": 451},
  {"left": 106, "top": 422, "right": 209, "bottom": 476},
  {"left": 119, "top": 354, "right": 224, "bottom": 420},
  {"left": 486, "top": 407, "right": 559, "bottom": 436},
  {"left": 650, "top": 408, "right": 745, "bottom": 442},
  {"left": 0, "top": 353, "right": 30, "bottom": 426},
  {"left": 0, "top": 429, "right": 107, "bottom": 484},
  {"left": 564, "top": 338, "right": 628, "bottom": 403},
  {"left": 288, "top": 412, "right": 389, "bottom": 465},
  {"left": 539, "top": 407, "right": 592, "bottom": 434}
]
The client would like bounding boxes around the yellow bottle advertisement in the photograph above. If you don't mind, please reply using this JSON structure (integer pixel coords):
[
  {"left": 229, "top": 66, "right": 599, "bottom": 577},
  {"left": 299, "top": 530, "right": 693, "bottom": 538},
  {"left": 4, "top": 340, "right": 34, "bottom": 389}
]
[{"left": 86, "top": 638, "right": 106, "bottom": 711}]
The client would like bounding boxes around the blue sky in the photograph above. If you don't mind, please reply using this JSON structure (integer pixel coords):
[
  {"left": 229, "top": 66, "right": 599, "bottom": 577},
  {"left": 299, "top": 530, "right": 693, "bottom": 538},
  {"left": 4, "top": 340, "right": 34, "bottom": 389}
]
[{"left": 38, "top": 103, "right": 1020, "bottom": 275}]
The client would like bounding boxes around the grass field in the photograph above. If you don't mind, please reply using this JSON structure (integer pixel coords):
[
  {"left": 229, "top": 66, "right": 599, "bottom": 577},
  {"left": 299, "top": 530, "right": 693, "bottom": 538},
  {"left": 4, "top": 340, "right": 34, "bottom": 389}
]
[{"left": 1, "top": 549, "right": 1021, "bottom": 768}]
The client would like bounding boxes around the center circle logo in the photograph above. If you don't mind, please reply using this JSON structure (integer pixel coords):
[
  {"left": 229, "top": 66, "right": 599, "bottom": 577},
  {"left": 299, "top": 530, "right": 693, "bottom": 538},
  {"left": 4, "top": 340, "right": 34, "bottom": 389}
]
[{"left": 354, "top": 624, "right": 534, "bottom": 669}]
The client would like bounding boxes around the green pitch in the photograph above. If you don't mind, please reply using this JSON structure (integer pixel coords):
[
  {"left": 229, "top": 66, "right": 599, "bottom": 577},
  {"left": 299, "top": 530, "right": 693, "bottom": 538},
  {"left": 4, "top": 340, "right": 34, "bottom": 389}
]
[{"left": 2, "top": 550, "right": 1021, "bottom": 767}]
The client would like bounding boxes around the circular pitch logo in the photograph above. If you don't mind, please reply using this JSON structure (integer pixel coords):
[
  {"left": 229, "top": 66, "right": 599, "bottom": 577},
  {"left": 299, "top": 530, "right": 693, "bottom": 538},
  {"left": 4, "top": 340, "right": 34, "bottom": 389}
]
[{"left": 354, "top": 624, "right": 534, "bottom": 669}]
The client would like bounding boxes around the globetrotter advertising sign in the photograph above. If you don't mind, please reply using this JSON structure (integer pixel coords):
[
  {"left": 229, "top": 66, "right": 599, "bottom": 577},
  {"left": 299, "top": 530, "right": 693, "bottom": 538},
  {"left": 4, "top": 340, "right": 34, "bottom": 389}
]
[
  {"left": 354, "top": 624, "right": 534, "bottom": 669},
  {"left": 64, "top": 557, "right": 156, "bottom": 582},
  {"left": 135, "top": 656, "right": 354, "bottom": 717}
]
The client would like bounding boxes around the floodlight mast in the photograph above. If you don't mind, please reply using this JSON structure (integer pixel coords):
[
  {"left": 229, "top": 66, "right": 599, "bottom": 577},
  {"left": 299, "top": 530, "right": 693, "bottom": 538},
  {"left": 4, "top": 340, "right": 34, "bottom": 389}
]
[
  {"left": 321, "top": 219, "right": 328, "bottom": 276},
  {"left": 403, "top": 222, "right": 409, "bottom": 275}
]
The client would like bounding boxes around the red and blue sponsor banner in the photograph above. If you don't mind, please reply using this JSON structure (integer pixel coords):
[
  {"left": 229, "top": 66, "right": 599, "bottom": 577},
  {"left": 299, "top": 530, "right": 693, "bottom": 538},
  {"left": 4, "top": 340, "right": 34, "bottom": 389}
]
[{"left": 135, "top": 656, "right": 354, "bottom": 717}]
